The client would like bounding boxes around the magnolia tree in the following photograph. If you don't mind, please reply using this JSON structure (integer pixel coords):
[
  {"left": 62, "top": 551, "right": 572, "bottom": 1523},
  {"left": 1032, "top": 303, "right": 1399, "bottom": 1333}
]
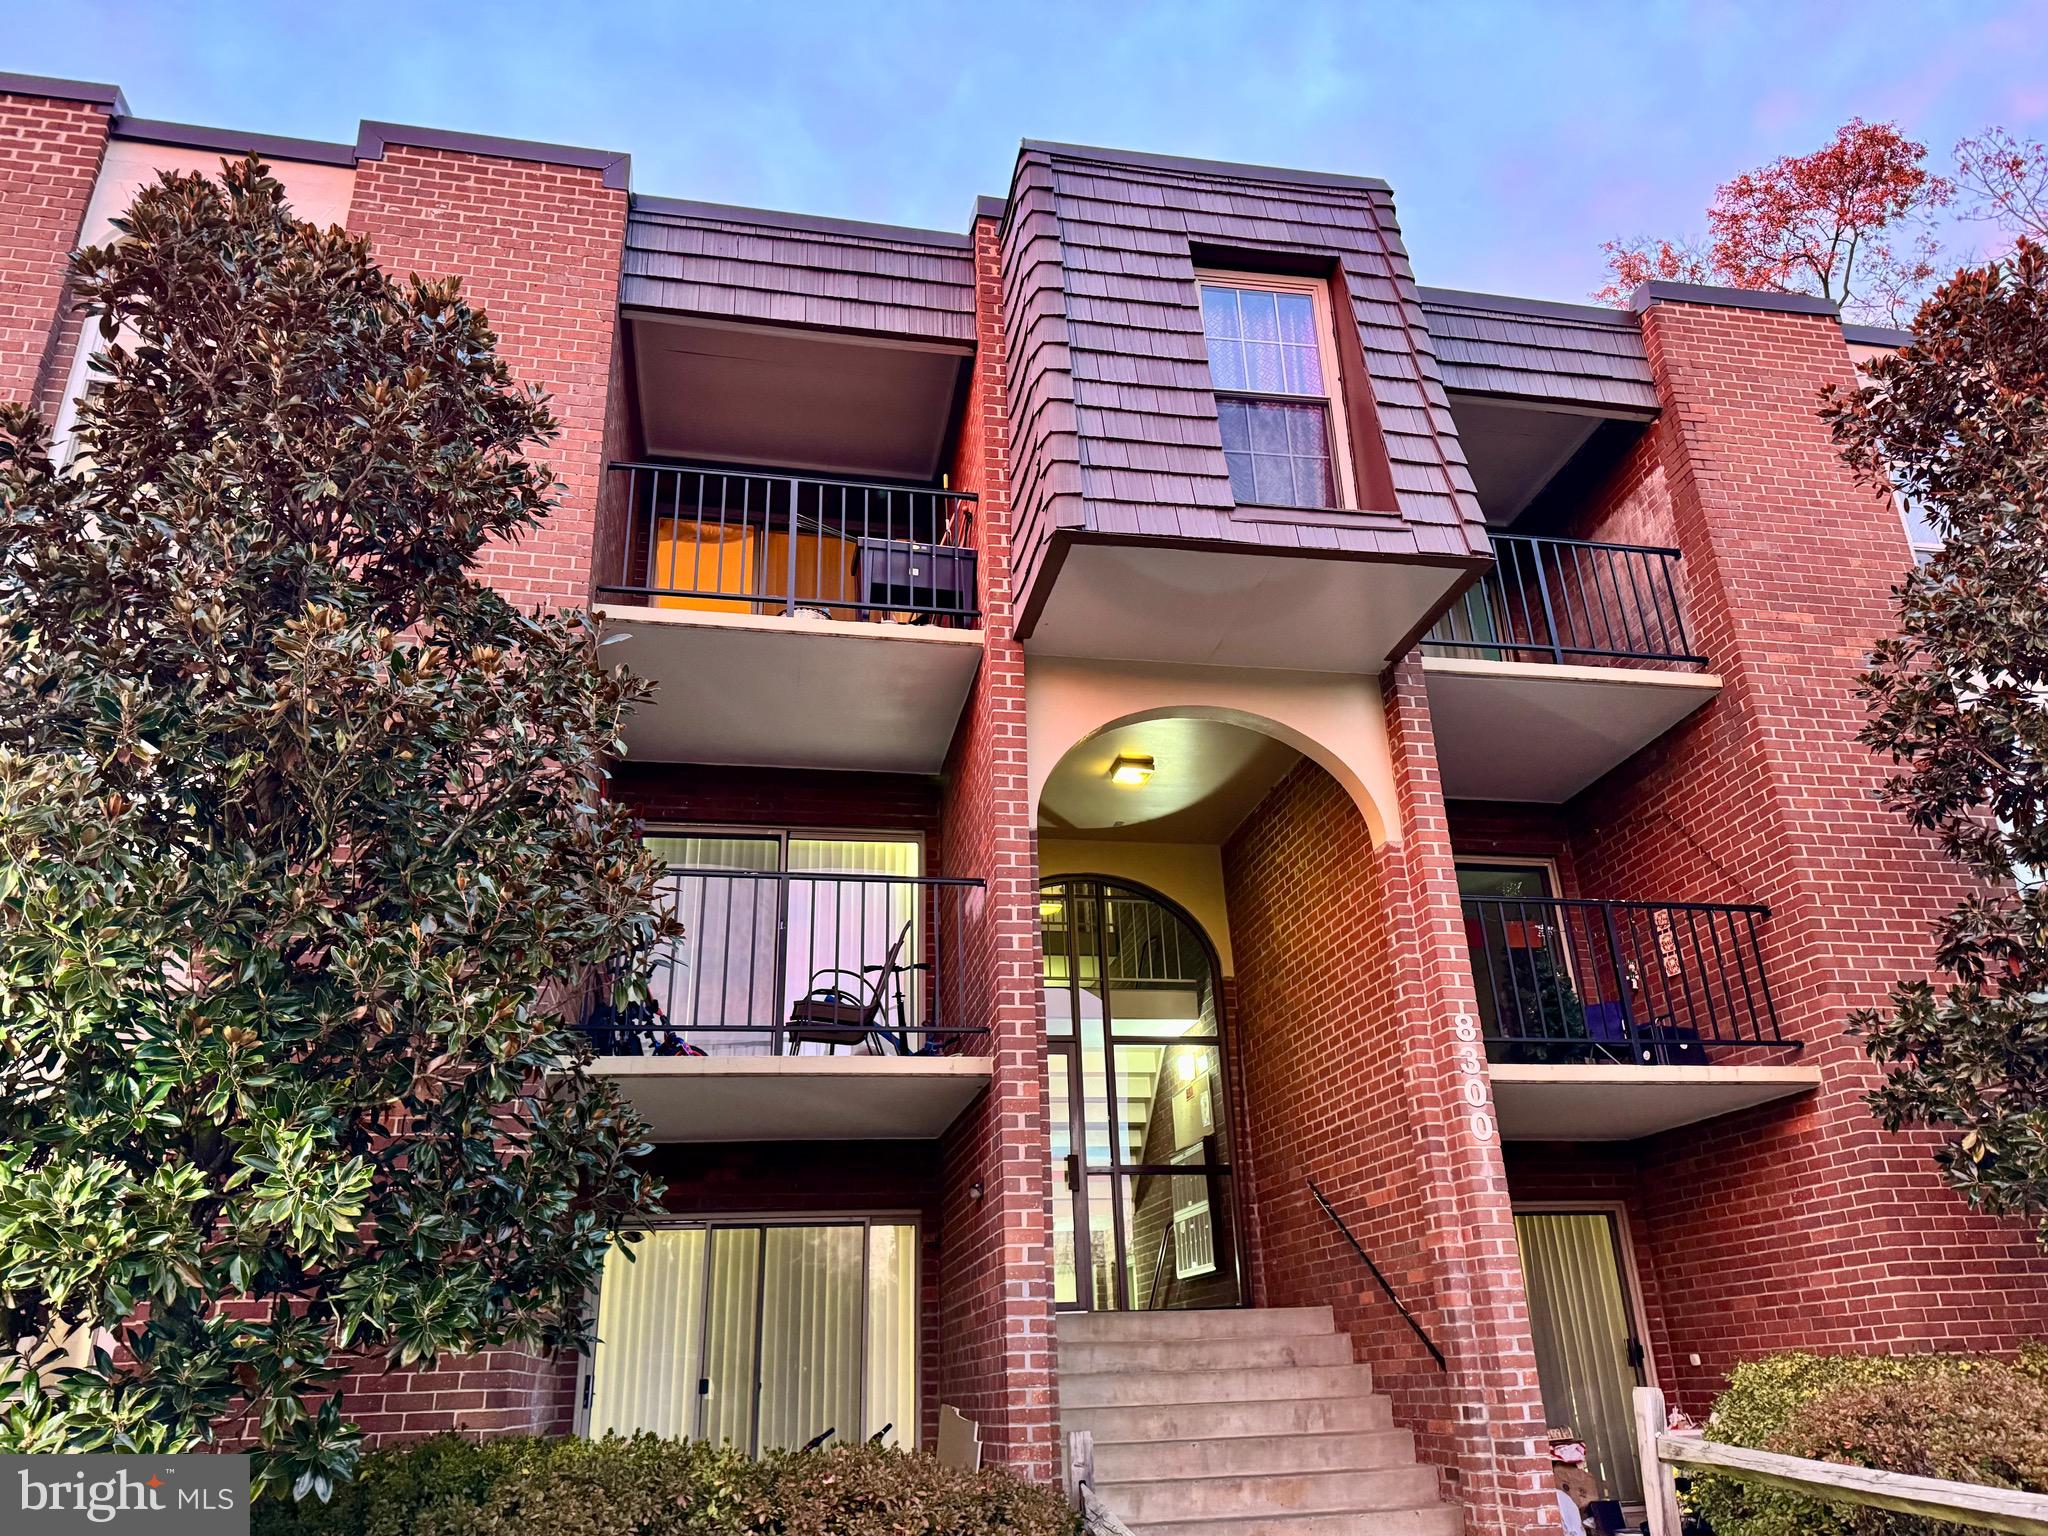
[
  {"left": 0, "top": 159, "right": 671, "bottom": 1496},
  {"left": 1823, "top": 238, "right": 2048, "bottom": 1239}
]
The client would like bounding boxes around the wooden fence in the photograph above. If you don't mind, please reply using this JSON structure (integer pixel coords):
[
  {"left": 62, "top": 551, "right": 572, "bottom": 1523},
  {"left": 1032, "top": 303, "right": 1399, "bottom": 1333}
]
[{"left": 1634, "top": 1386, "right": 2048, "bottom": 1536}]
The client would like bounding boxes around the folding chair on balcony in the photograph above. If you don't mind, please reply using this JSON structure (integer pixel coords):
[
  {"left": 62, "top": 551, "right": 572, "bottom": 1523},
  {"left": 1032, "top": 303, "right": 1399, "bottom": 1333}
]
[{"left": 784, "top": 920, "right": 924, "bottom": 1056}]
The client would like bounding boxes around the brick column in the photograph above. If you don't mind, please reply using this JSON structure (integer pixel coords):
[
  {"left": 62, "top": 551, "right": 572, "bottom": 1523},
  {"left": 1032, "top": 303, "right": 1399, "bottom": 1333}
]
[
  {"left": 1565, "top": 288, "right": 2048, "bottom": 1406},
  {"left": 936, "top": 207, "right": 1057, "bottom": 1479},
  {"left": 1223, "top": 661, "right": 1554, "bottom": 1536},
  {"left": 0, "top": 75, "right": 118, "bottom": 413},
  {"left": 345, "top": 131, "right": 629, "bottom": 610}
]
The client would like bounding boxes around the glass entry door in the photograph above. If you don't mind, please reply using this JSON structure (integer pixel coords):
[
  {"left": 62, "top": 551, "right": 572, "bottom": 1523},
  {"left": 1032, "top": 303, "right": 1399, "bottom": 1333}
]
[
  {"left": 1041, "top": 878, "right": 1240, "bottom": 1310},
  {"left": 585, "top": 1219, "right": 918, "bottom": 1452}
]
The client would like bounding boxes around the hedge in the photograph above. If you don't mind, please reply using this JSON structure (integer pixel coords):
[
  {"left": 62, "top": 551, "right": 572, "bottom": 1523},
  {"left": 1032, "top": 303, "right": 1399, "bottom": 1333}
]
[
  {"left": 250, "top": 1435, "right": 1078, "bottom": 1536},
  {"left": 1688, "top": 1348, "right": 2048, "bottom": 1536}
]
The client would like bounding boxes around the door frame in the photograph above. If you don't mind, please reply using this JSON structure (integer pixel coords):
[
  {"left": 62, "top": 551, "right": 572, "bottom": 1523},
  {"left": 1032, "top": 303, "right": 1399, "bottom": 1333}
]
[
  {"left": 1040, "top": 874, "right": 1242, "bottom": 1312},
  {"left": 1512, "top": 1199, "right": 1659, "bottom": 1389},
  {"left": 575, "top": 1210, "right": 925, "bottom": 1446}
]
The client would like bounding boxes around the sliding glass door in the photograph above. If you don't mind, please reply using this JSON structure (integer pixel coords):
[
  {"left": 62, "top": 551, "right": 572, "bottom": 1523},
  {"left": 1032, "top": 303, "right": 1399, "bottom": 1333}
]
[
  {"left": 640, "top": 831, "right": 922, "bottom": 1055},
  {"left": 585, "top": 1218, "right": 918, "bottom": 1452}
]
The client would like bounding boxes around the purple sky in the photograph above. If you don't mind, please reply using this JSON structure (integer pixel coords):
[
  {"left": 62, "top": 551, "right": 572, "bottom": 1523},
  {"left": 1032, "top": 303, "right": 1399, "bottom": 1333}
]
[{"left": 8, "top": 1, "right": 2048, "bottom": 302}]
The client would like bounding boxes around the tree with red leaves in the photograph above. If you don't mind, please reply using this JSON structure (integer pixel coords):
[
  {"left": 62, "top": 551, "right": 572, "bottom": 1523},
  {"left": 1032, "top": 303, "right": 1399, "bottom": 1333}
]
[
  {"left": 1597, "top": 119, "right": 1953, "bottom": 324},
  {"left": 1956, "top": 126, "right": 2048, "bottom": 241}
]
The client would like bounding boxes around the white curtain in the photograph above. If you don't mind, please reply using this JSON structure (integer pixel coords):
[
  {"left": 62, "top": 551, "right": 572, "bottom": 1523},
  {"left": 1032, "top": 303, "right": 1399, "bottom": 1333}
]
[
  {"left": 757, "top": 1225, "right": 864, "bottom": 1452},
  {"left": 1515, "top": 1212, "right": 1644, "bottom": 1505},
  {"left": 644, "top": 836, "right": 780, "bottom": 1055},
  {"left": 587, "top": 1228, "right": 706, "bottom": 1440},
  {"left": 700, "top": 1226, "right": 764, "bottom": 1449},
  {"left": 785, "top": 839, "right": 921, "bottom": 1047},
  {"left": 589, "top": 1221, "right": 918, "bottom": 1453},
  {"left": 864, "top": 1225, "right": 918, "bottom": 1447}
]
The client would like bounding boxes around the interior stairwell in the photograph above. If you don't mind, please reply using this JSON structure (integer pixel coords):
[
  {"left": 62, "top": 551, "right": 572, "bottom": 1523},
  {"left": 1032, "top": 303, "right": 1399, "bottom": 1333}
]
[{"left": 1059, "top": 1306, "right": 1462, "bottom": 1536}]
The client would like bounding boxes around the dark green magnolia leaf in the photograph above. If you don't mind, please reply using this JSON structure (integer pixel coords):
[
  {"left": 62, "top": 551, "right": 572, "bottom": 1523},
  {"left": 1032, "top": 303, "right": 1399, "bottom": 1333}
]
[{"left": 0, "top": 155, "right": 672, "bottom": 1494}]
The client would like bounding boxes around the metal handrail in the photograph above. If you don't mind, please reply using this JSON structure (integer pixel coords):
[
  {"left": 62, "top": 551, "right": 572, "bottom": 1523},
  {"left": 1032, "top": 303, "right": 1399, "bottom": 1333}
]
[
  {"left": 1423, "top": 532, "right": 1705, "bottom": 667},
  {"left": 1307, "top": 1178, "right": 1446, "bottom": 1371},
  {"left": 586, "top": 867, "right": 988, "bottom": 1057},
  {"left": 602, "top": 462, "right": 980, "bottom": 625},
  {"left": 1144, "top": 1219, "right": 1175, "bottom": 1311},
  {"left": 1461, "top": 894, "right": 1792, "bottom": 1063}
]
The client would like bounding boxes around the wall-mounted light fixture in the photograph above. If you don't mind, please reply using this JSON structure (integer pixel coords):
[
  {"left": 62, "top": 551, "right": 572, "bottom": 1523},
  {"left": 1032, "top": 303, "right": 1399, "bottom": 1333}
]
[{"left": 1107, "top": 754, "right": 1156, "bottom": 787}]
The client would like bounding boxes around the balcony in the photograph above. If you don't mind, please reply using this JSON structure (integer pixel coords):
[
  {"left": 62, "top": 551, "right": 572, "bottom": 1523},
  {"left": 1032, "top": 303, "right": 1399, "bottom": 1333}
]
[
  {"left": 1421, "top": 535, "right": 1723, "bottom": 800},
  {"left": 595, "top": 464, "right": 985, "bottom": 772},
  {"left": 584, "top": 867, "right": 991, "bottom": 1142},
  {"left": 1463, "top": 894, "right": 1817, "bottom": 1139}
]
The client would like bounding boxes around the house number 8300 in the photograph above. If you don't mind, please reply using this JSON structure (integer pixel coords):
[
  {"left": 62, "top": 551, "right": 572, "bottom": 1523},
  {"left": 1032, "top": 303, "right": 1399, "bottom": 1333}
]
[{"left": 1452, "top": 1013, "right": 1494, "bottom": 1142}]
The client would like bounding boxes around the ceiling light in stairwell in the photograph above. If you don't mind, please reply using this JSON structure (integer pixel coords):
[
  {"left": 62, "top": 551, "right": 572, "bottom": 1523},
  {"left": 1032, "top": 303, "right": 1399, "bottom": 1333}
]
[{"left": 1107, "top": 754, "right": 1156, "bottom": 787}]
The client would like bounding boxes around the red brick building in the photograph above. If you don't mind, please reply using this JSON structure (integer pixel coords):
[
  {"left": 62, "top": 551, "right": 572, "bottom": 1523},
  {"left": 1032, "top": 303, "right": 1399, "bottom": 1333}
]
[{"left": 7, "top": 70, "right": 2046, "bottom": 1536}]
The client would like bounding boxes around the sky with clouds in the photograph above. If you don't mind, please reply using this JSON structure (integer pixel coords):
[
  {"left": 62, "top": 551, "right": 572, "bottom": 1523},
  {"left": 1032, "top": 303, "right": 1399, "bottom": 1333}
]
[{"left": 7, "top": 0, "right": 2047, "bottom": 302}]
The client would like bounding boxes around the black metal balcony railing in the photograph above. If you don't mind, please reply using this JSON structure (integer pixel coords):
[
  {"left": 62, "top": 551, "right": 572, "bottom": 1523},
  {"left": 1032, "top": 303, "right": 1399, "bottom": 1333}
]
[
  {"left": 1461, "top": 895, "right": 1793, "bottom": 1065},
  {"left": 602, "top": 463, "right": 979, "bottom": 627},
  {"left": 1424, "top": 534, "right": 1704, "bottom": 667},
  {"left": 583, "top": 868, "right": 987, "bottom": 1058}
]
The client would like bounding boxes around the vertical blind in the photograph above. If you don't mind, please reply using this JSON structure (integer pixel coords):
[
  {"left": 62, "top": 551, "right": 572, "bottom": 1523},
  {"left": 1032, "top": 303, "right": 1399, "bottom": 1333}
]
[
  {"left": 1514, "top": 1212, "right": 1643, "bottom": 1505},
  {"left": 587, "top": 1221, "right": 919, "bottom": 1453},
  {"left": 586, "top": 1226, "right": 706, "bottom": 1440}
]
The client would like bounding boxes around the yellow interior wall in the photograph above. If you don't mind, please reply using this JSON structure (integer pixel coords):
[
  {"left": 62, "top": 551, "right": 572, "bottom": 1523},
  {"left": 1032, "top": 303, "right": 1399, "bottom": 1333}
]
[
  {"left": 1038, "top": 837, "right": 1235, "bottom": 976},
  {"left": 651, "top": 525, "right": 860, "bottom": 619}
]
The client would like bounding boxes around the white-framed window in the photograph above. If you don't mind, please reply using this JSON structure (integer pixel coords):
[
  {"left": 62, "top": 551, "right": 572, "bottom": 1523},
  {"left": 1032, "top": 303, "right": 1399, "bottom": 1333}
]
[
  {"left": 582, "top": 1215, "right": 919, "bottom": 1452},
  {"left": 1197, "top": 270, "right": 1357, "bottom": 510},
  {"left": 1898, "top": 493, "right": 1942, "bottom": 564}
]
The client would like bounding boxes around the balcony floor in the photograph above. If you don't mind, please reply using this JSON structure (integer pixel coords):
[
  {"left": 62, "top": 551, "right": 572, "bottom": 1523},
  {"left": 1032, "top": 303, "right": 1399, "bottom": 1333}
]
[
  {"left": 1422, "top": 655, "right": 1721, "bottom": 801},
  {"left": 592, "top": 1054, "right": 993, "bottom": 1142},
  {"left": 597, "top": 603, "right": 983, "bottom": 771},
  {"left": 1488, "top": 1061, "right": 1820, "bottom": 1140}
]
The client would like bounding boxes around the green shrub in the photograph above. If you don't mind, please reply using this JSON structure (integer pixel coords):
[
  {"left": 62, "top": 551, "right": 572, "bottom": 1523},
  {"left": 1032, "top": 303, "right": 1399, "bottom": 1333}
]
[
  {"left": 1689, "top": 1351, "right": 2048, "bottom": 1536},
  {"left": 252, "top": 1434, "right": 1078, "bottom": 1536}
]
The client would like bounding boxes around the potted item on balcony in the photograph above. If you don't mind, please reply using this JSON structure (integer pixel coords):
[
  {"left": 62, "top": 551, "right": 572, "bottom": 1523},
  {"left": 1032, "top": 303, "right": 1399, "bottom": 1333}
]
[{"left": 1490, "top": 943, "right": 1593, "bottom": 1065}]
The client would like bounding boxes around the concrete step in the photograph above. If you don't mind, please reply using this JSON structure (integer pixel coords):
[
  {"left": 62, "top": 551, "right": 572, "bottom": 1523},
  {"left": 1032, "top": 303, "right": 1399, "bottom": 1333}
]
[
  {"left": 1067, "top": 1393, "right": 1394, "bottom": 1443},
  {"left": 1059, "top": 1306, "right": 1335, "bottom": 1343},
  {"left": 1123, "top": 1505, "right": 1462, "bottom": 1536},
  {"left": 1093, "top": 1429, "right": 1417, "bottom": 1481},
  {"left": 1103, "top": 1466, "right": 1442, "bottom": 1524},
  {"left": 1062, "top": 1362, "right": 1374, "bottom": 1410},
  {"left": 1061, "top": 1331, "right": 1356, "bottom": 1374}
]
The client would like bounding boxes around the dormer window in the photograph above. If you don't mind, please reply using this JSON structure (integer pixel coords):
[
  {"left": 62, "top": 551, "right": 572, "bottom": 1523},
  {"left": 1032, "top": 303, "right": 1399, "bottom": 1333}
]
[{"left": 1198, "top": 271, "right": 1356, "bottom": 510}]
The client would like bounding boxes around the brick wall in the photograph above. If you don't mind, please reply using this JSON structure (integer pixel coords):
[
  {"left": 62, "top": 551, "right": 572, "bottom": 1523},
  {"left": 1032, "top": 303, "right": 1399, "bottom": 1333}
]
[
  {"left": 1222, "top": 669, "right": 1555, "bottom": 1536},
  {"left": 1534, "top": 295, "right": 2048, "bottom": 1409},
  {"left": 612, "top": 761, "right": 942, "bottom": 850},
  {"left": 341, "top": 1349, "right": 578, "bottom": 1445},
  {"left": 345, "top": 143, "right": 625, "bottom": 610},
  {"left": 0, "top": 88, "right": 110, "bottom": 412},
  {"left": 932, "top": 211, "right": 1057, "bottom": 1479}
]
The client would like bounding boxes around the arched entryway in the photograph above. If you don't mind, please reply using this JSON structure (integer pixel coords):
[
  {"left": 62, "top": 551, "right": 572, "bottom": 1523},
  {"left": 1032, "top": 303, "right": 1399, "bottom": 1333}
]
[{"left": 1040, "top": 875, "right": 1241, "bottom": 1311}]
